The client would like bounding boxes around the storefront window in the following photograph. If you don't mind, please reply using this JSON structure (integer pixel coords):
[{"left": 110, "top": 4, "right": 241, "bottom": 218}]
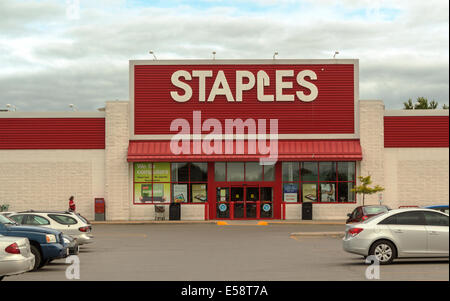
[
  {"left": 171, "top": 162, "right": 189, "bottom": 182},
  {"left": 283, "top": 161, "right": 356, "bottom": 203},
  {"left": 216, "top": 162, "right": 277, "bottom": 182},
  {"left": 319, "top": 162, "right": 336, "bottom": 181},
  {"left": 133, "top": 162, "right": 208, "bottom": 204},
  {"left": 227, "top": 162, "right": 245, "bottom": 181},
  {"left": 190, "top": 162, "right": 208, "bottom": 182},
  {"left": 301, "top": 162, "right": 318, "bottom": 182},
  {"left": 264, "top": 164, "right": 275, "bottom": 181},
  {"left": 282, "top": 162, "right": 299, "bottom": 181},
  {"left": 319, "top": 183, "right": 336, "bottom": 202},
  {"left": 338, "top": 162, "right": 355, "bottom": 182},
  {"left": 283, "top": 183, "right": 299, "bottom": 203},
  {"left": 338, "top": 182, "right": 355, "bottom": 202},
  {"left": 214, "top": 162, "right": 226, "bottom": 181},
  {"left": 245, "top": 162, "right": 262, "bottom": 181}
]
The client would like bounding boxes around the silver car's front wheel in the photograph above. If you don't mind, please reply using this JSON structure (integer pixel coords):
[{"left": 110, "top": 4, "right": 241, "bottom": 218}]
[{"left": 369, "top": 240, "right": 396, "bottom": 265}]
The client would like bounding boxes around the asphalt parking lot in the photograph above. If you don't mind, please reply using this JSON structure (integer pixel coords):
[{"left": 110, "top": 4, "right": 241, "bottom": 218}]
[{"left": 4, "top": 224, "right": 449, "bottom": 281}]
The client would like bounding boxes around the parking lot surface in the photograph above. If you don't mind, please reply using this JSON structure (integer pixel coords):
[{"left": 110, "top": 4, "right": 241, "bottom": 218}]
[{"left": 5, "top": 224, "right": 448, "bottom": 281}]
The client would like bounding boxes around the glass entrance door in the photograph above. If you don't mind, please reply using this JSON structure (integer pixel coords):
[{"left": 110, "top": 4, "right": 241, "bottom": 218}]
[{"left": 216, "top": 185, "right": 274, "bottom": 219}]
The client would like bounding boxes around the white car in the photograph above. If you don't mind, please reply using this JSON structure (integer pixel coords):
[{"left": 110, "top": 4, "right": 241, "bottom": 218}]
[
  {"left": 0, "top": 235, "right": 35, "bottom": 280},
  {"left": 343, "top": 208, "right": 449, "bottom": 264},
  {"left": 9, "top": 211, "right": 93, "bottom": 245}
]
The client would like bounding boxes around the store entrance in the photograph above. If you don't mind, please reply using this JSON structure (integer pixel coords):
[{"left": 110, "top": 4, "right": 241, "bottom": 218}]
[{"left": 216, "top": 185, "right": 273, "bottom": 219}]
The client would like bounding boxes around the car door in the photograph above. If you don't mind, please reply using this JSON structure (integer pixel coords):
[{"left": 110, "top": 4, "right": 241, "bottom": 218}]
[
  {"left": 386, "top": 211, "right": 428, "bottom": 257},
  {"left": 424, "top": 211, "right": 449, "bottom": 256}
]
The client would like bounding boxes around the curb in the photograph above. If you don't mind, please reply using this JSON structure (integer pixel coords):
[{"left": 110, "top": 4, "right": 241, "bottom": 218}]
[
  {"left": 290, "top": 231, "right": 345, "bottom": 237},
  {"left": 90, "top": 220, "right": 346, "bottom": 225},
  {"left": 90, "top": 220, "right": 217, "bottom": 225}
]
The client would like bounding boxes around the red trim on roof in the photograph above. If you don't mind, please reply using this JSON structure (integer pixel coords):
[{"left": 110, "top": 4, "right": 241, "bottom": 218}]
[
  {"left": 0, "top": 118, "right": 105, "bottom": 149},
  {"left": 384, "top": 116, "right": 449, "bottom": 148},
  {"left": 127, "top": 139, "right": 362, "bottom": 162}
]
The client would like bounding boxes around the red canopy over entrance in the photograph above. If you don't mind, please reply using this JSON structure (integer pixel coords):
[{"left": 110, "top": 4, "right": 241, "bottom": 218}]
[{"left": 127, "top": 139, "right": 362, "bottom": 162}]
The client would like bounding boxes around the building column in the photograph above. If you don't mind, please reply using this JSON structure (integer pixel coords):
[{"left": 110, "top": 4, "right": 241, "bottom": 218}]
[
  {"left": 359, "top": 100, "right": 385, "bottom": 206},
  {"left": 104, "top": 101, "right": 130, "bottom": 220}
]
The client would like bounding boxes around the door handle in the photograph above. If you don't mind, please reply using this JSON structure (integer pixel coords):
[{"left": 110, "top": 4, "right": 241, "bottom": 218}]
[
  {"left": 429, "top": 231, "right": 439, "bottom": 235},
  {"left": 393, "top": 229, "right": 403, "bottom": 233}
]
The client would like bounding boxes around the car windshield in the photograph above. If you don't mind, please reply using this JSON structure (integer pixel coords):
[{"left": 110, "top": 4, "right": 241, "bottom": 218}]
[
  {"left": 363, "top": 206, "right": 388, "bottom": 215},
  {"left": 0, "top": 214, "right": 16, "bottom": 225}
]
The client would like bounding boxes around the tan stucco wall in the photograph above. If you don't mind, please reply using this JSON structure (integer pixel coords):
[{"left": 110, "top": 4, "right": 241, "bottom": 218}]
[
  {"left": 0, "top": 149, "right": 105, "bottom": 220},
  {"left": 384, "top": 148, "right": 449, "bottom": 208}
]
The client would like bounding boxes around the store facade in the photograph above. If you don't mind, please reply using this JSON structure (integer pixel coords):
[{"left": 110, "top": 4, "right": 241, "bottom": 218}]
[{"left": 0, "top": 59, "right": 448, "bottom": 221}]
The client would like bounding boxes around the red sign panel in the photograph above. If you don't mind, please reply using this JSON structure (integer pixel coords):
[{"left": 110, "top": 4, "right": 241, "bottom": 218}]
[{"left": 133, "top": 62, "right": 355, "bottom": 136}]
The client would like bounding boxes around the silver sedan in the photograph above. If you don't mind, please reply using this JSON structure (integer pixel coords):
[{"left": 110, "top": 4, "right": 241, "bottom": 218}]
[
  {"left": 0, "top": 235, "right": 35, "bottom": 280},
  {"left": 343, "top": 208, "right": 449, "bottom": 264}
]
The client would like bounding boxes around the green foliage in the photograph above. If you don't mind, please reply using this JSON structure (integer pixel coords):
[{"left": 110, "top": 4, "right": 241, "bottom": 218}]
[
  {"left": 403, "top": 97, "right": 441, "bottom": 110},
  {"left": 403, "top": 98, "right": 414, "bottom": 109},
  {"left": 352, "top": 175, "right": 384, "bottom": 206}
]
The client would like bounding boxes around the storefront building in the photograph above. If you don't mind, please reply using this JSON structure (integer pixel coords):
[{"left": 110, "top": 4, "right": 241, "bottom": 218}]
[{"left": 0, "top": 59, "right": 448, "bottom": 221}]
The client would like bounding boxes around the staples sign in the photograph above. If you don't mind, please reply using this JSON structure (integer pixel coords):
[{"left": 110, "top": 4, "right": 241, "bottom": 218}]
[
  {"left": 170, "top": 70, "right": 318, "bottom": 103},
  {"left": 133, "top": 63, "right": 356, "bottom": 135}
]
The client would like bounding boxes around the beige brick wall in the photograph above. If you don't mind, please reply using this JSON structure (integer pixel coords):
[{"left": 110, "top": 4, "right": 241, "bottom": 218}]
[
  {"left": 358, "top": 100, "right": 385, "bottom": 206},
  {"left": 0, "top": 150, "right": 105, "bottom": 220},
  {"left": 384, "top": 148, "right": 449, "bottom": 207},
  {"left": 284, "top": 203, "right": 356, "bottom": 220},
  {"left": 104, "top": 101, "right": 130, "bottom": 220}
]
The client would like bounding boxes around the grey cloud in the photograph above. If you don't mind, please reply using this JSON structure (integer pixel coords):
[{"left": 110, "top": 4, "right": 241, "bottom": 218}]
[{"left": 0, "top": 1, "right": 448, "bottom": 111}]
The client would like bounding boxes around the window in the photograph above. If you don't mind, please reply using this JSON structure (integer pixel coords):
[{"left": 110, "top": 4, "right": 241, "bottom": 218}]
[
  {"left": 301, "top": 162, "right": 318, "bottom": 182},
  {"left": 190, "top": 163, "right": 208, "bottom": 182},
  {"left": 380, "top": 212, "right": 426, "bottom": 226},
  {"left": 49, "top": 214, "right": 78, "bottom": 225},
  {"left": 227, "top": 162, "right": 244, "bottom": 181},
  {"left": 319, "top": 162, "right": 336, "bottom": 181},
  {"left": 264, "top": 164, "right": 275, "bottom": 181},
  {"left": 283, "top": 162, "right": 299, "bottom": 182},
  {"left": 338, "top": 162, "right": 355, "bottom": 181},
  {"left": 25, "top": 215, "right": 50, "bottom": 226},
  {"left": 9, "top": 215, "right": 24, "bottom": 224},
  {"left": 424, "top": 212, "right": 449, "bottom": 227},
  {"left": 134, "top": 162, "right": 208, "bottom": 204},
  {"left": 245, "top": 162, "right": 262, "bottom": 181},
  {"left": 215, "top": 162, "right": 276, "bottom": 182},
  {"left": 379, "top": 215, "right": 396, "bottom": 225},
  {"left": 282, "top": 161, "right": 356, "bottom": 203},
  {"left": 214, "top": 162, "right": 226, "bottom": 181}
]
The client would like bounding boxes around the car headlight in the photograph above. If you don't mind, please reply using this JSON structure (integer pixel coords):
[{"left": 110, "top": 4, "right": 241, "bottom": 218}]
[
  {"left": 46, "top": 234, "right": 57, "bottom": 243},
  {"left": 63, "top": 237, "right": 70, "bottom": 244}
]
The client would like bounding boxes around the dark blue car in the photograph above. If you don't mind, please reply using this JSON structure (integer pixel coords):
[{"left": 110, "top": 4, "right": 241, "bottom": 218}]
[
  {"left": 424, "top": 205, "right": 449, "bottom": 214},
  {"left": 0, "top": 214, "right": 68, "bottom": 270}
]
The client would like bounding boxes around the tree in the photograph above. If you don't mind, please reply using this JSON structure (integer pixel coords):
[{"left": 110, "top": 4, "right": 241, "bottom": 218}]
[
  {"left": 443, "top": 104, "right": 449, "bottom": 110},
  {"left": 403, "top": 98, "right": 414, "bottom": 109},
  {"left": 403, "top": 97, "right": 440, "bottom": 109},
  {"left": 352, "top": 175, "right": 384, "bottom": 206}
]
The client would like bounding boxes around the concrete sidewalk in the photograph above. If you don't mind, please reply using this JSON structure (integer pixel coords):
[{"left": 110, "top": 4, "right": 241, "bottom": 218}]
[{"left": 90, "top": 219, "right": 346, "bottom": 225}]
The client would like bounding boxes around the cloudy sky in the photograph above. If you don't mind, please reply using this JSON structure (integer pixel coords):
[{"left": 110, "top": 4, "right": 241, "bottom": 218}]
[{"left": 0, "top": 0, "right": 448, "bottom": 111}]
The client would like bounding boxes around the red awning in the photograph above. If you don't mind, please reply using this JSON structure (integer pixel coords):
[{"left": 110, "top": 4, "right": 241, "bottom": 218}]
[{"left": 127, "top": 140, "right": 362, "bottom": 162}]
